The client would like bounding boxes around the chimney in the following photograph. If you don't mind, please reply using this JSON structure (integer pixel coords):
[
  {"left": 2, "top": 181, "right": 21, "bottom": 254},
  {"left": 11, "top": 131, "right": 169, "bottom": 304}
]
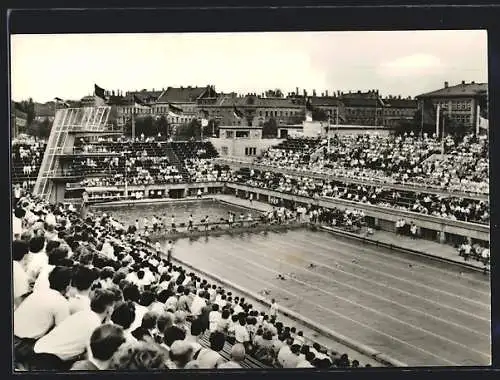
[
  {"left": 321, "top": 92, "right": 324, "bottom": 97},
  {"left": 313, "top": 89, "right": 317, "bottom": 96},
  {"left": 444, "top": 81, "right": 449, "bottom": 88},
  {"left": 471, "top": 81, "right": 475, "bottom": 84},
  {"left": 325, "top": 90, "right": 329, "bottom": 97},
  {"left": 303, "top": 89, "right": 307, "bottom": 97},
  {"left": 461, "top": 80, "right": 465, "bottom": 85},
  {"left": 296, "top": 87, "right": 299, "bottom": 96}
]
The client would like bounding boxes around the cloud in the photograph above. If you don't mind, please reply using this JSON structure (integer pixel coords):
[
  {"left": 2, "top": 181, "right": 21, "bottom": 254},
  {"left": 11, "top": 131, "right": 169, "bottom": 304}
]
[{"left": 378, "top": 53, "right": 447, "bottom": 78}]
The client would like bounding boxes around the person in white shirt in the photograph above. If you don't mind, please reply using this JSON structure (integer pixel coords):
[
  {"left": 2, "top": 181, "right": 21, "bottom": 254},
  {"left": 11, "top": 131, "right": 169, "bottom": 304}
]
[
  {"left": 14, "top": 267, "right": 72, "bottom": 342},
  {"left": 12, "top": 240, "right": 30, "bottom": 310},
  {"left": 34, "top": 289, "right": 117, "bottom": 367},
  {"left": 167, "top": 241, "right": 174, "bottom": 264},
  {"left": 195, "top": 331, "right": 226, "bottom": 369},
  {"left": 70, "top": 324, "right": 126, "bottom": 371},
  {"left": 67, "top": 266, "right": 96, "bottom": 314},
  {"left": 234, "top": 318, "right": 250, "bottom": 346},
  {"left": 32, "top": 245, "right": 69, "bottom": 293},
  {"left": 12, "top": 208, "right": 25, "bottom": 239},
  {"left": 190, "top": 291, "right": 207, "bottom": 318},
  {"left": 23, "top": 236, "right": 48, "bottom": 285},
  {"left": 208, "top": 304, "right": 222, "bottom": 332},
  {"left": 269, "top": 299, "right": 278, "bottom": 318}
]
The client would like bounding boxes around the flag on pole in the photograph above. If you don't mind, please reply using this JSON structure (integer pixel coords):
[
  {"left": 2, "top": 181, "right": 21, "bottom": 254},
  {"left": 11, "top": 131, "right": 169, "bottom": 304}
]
[
  {"left": 168, "top": 103, "right": 183, "bottom": 116},
  {"left": 54, "top": 97, "right": 70, "bottom": 108},
  {"left": 94, "top": 84, "right": 107, "bottom": 106},
  {"left": 477, "top": 105, "right": 488, "bottom": 131},
  {"left": 233, "top": 105, "right": 244, "bottom": 120},
  {"left": 305, "top": 97, "right": 314, "bottom": 122},
  {"left": 133, "top": 95, "right": 151, "bottom": 108},
  {"left": 200, "top": 109, "right": 209, "bottom": 127}
]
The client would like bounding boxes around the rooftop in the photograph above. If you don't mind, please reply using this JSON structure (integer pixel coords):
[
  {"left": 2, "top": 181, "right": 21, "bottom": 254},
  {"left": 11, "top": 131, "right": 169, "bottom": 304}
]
[
  {"left": 157, "top": 85, "right": 216, "bottom": 103},
  {"left": 416, "top": 81, "right": 487, "bottom": 98}
]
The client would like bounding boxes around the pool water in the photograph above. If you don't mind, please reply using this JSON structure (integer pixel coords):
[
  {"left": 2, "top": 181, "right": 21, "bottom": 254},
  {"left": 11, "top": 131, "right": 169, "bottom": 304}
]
[{"left": 94, "top": 199, "right": 262, "bottom": 229}]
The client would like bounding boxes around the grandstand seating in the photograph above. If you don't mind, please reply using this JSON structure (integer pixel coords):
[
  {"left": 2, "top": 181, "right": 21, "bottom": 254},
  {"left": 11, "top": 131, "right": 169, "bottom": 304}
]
[{"left": 12, "top": 194, "right": 362, "bottom": 370}]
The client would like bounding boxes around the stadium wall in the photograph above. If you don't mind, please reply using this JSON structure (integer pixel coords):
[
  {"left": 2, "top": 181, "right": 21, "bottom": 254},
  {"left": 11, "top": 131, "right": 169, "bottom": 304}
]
[{"left": 209, "top": 137, "right": 282, "bottom": 158}]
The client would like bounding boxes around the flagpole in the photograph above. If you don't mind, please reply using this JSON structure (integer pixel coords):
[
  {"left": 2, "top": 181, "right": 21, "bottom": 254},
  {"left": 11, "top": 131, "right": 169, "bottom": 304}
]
[
  {"left": 132, "top": 109, "right": 136, "bottom": 141},
  {"left": 327, "top": 114, "right": 331, "bottom": 153},
  {"left": 435, "top": 104, "right": 440, "bottom": 138},
  {"left": 420, "top": 101, "right": 424, "bottom": 138},
  {"left": 476, "top": 104, "right": 480, "bottom": 136}
]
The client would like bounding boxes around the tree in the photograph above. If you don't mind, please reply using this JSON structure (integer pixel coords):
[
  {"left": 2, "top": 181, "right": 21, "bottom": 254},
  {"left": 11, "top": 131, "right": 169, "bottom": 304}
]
[
  {"left": 265, "top": 89, "right": 284, "bottom": 98},
  {"left": 262, "top": 117, "right": 278, "bottom": 138},
  {"left": 312, "top": 108, "right": 329, "bottom": 122},
  {"left": 176, "top": 119, "right": 201, "bottom": 140}
]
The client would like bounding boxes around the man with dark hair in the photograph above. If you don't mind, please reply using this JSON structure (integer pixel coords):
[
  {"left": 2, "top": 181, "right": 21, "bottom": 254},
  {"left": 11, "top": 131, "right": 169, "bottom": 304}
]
[
  {"left": 32, "top": 246, "right": 69, "bottom": 293},
  {"left": 111, "top": 301, "right": 136, "bottom": 341},
  {"left": 163, "top": 325, "right": 186, "bottom": 347},
  {"left": 13, "top": 240, "right": 30, "bottom": 309},
  {"left": 194, "top": 331, "right": 226, "bottom": 369},
  {"left": 13, "top": 207, "right": 25, "bottom": 239},
  {"left": 14, "top": 267, "right": 72, "bottom": 365},
  {"left": 24, "top": 236, "right": 48, "bottom": 284},
  {"left": 68, "top": 266, "right": 98, "bottom": 314},
  {"left": 33, "top": 289, "right": 116, "bottom": 368},
  {"left": 70, "top": 324, "right": 126, "bottom": 370}
]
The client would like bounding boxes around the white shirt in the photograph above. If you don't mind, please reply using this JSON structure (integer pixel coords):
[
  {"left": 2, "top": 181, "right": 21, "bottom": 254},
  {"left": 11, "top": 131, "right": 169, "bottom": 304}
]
[
  {"left": 14, "top": 288, "right": 70, "bottom": 339},
  {"left": 234, "top": 324, "right": 250, "bottom": 343},
  {"left": 68, "top": 293, "right": 91, "bottom": 314},
  {"left": 13, "top": 261, "right": 29, "bottom": 304},
  {"left": 34, "top": 309, "right": 102, "bottom": 361},
  {"left": 24, "top": 251, "right": 49, "bottom": 283},
  {"left": 32, "top": 264, "right": 55, "bottom": 293},
  {"left": 190, "top": 295, "right": 206, "bottom": 317},
  {"left": 12, "top": 215, "right": 23, "bottom": 238},
  {"left": 129, "top": 304, "right": 148, "bottom": 332},
  {"left": 209, "top": 311, "right": 221, "bottom": 332}
]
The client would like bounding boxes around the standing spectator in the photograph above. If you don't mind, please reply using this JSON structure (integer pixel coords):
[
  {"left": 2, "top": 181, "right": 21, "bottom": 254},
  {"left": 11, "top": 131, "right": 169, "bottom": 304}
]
[{"left": 269, "top": 299, "right": 278, "bottom": 319}]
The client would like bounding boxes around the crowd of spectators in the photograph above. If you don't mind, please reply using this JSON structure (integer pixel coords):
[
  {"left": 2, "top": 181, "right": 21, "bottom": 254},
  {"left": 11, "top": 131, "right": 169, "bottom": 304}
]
[
  {"left": 256, "top": 134, "right": 489, "bottom": 196},
  {"left": 233, "top": 168, "right": 489, "bottom": 225},
  {"left": 12, "top": 192, "right": 366, "bottom": 371}
]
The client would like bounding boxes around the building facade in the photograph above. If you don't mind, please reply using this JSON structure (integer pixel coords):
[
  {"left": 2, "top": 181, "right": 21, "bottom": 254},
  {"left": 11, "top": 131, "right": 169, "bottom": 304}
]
[{"left": 416, "top": 81, "right": 488, "bottom": 130}]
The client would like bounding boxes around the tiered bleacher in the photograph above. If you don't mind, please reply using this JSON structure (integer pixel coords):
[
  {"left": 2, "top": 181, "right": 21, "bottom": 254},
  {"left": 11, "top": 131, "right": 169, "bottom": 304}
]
[
  {"left": 258, "top": 133, "right": 489, "bottom": 196},
  {"left": 233, "top": 167, "right": 489, "bottom": 225},
  {"left": 12, "top": 193, "right": 367, "bottom": 371}
]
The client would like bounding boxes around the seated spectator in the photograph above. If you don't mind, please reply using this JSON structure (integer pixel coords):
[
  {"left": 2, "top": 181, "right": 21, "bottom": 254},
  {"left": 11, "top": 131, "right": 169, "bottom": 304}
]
[
  {"left": 13, "top": 240, "right": 30, "bottom": 310},
  {"left": 108, "top": 341, "right": 169, "bottom": 370},
  {"left": 217, "top": 343, "right": 246, "bottom": 369},
  {"left": 67, "top": 266, "right": 98, "bottom": 314},
  {"left": 14, "top": 267, "right": 72, "bottom": 365},
  {"left": 70, "top": 324, "right": 126, "bottom": 370},
  {"left": 111, "top": 301, "right": 136, "bottom": 342},
  {"left": 194, "top": 331, "right": 226, "bottom": 369}
]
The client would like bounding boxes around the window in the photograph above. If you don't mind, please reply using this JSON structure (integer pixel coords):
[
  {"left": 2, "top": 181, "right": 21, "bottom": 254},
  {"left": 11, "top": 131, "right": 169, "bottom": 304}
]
[
  {"left": 245, "top": 147, "right": 257, "bottom": 156},
  {"left": 236, "top": 131, "right": 249, "bottom": 138},
  {"left": 226, "top": 131, "right": 234, "bottom": 138},
  {"left": 221, "top": 146, "right": 228, "bottom": 155}
]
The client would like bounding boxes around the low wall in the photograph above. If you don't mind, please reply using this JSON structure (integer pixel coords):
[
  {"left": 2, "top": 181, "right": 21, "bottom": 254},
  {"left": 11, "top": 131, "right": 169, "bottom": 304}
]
[{"left": 226, "top": 182, "right": 489, "bottom": 243}]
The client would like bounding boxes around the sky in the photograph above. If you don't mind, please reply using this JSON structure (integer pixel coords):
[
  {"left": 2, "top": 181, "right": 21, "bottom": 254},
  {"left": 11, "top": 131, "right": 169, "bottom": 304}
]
[{"left": 10, "top": 30, "right": 488, "bottom": 103}]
